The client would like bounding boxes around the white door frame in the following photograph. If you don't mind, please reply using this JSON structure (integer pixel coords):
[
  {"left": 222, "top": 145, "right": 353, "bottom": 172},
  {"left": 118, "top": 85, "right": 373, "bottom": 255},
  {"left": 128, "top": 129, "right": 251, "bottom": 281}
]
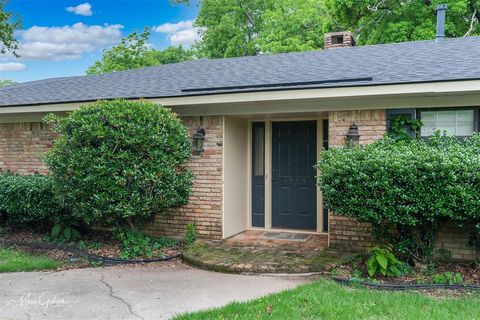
[{"left": 247, "top": 116, "right": 327, "bottom": 234}]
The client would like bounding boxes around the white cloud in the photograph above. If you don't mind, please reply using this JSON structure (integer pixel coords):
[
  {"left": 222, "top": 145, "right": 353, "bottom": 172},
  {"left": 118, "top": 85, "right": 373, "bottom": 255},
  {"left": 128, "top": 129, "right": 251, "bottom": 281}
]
[
  {"left": 153, "top": 20, "right": 201, "bottom": 46},
  {"left": 17, "top": 23, "right": 123, "bottom": 61},
  {"left": 170, "top": 28, "right": 201, "bottom": 46},
  {"left": 154, "top": 20, "right": 193, "bottom": 34},
  {"left": 66, "top": 3, "right": 92, "bottom": 16},
  {"left": 0, "top": 62, "right": 26, "bottom": 71}
]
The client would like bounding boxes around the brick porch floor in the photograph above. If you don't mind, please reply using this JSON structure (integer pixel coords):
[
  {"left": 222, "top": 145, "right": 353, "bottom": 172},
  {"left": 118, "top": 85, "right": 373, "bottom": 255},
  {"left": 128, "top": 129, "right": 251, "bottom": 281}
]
[
  {"left": 226, "top": 230, "right": 329, "bottom": 250},
  {"left": 183, "top": 230, "right": 354, "bottom": 273}
]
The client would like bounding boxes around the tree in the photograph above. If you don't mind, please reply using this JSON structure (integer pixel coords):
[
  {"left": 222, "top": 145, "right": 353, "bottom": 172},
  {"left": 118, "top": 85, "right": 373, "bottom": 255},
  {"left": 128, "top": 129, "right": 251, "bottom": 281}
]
[
  {"left": 0, "top": 79, "right": 16, "bottom": 87},
  {"left": 0, "top": 0, "right": 21, "bottom": 57},
  {"left": 44, "top": 100, "right": 192, "bottom": 230},
  {"left": 257, "top": 0, "right": 324, "bottom": 54},
  {"left": 324, "top": 0, "right": 480, "bottom": 45},
  {"left": 193, "top": 0, "right": 325, "bottom": 58},
  {"left": 149, "top": 45, "right": 194, "bottom": 65},
  {"left": 86, "top": 28, "right": 193, "bottom": 75},
  {"left": 179, "top": 0, "right": 480, "bottom": 58},
  {"left": 193, "top": 0, "right": 272, "bottom": 58}
]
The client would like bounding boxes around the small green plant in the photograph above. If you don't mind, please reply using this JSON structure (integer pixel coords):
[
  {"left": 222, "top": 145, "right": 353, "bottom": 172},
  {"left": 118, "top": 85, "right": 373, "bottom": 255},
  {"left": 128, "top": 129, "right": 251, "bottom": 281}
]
[
  {"left": 366, "top": 245, "right": 401, "bottom": 277},
  {"left": 77, "top": 240, "right": 102, "bottom": 251},
  {"left": 115, "top": 229, "right": 176, "bottom": 259},
  {"left": 432, "top": 272, "right": 463, "bottom": 285},
  {"left": 184, "top": 223, "right": 197, "bottom": 245},
  {"left": 396, "top": 261, "right": 413, "bottom": 276},
  {"left": 415, "top": 274, "right": 427, "bottom": 284},
  {"left": 330, "top": 268, "right": 340, "bottom": 277},
  {"left": 351, "top": 269, "right": 363, "bottom": 279},
  {"left": 90, "top": 260, "right": 104, "bottom": 267},
  {"left": 51, "top": 220, "right": 81, "bottom": 243}
]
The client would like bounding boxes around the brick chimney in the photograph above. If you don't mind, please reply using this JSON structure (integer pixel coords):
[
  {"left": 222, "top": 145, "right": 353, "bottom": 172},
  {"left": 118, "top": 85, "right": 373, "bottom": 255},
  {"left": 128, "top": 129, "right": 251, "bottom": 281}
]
[{"left": 324, "top": 31, "right": 355, "bottom": 49}]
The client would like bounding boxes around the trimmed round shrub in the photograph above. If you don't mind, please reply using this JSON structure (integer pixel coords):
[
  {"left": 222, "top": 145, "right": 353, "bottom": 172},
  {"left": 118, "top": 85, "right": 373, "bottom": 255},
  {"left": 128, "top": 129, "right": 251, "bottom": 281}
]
[
  {"left": 0, "top": 172, "right": 64, "bottom": 225},
  {"left": 44, "top": 99, "right": 192, "bottom": 228},
  {"left": 317, "top": 133, "right": 480, "bottom": 259},
  {"left": 318, "top": 134, "right": 480, "bottom": 226}
]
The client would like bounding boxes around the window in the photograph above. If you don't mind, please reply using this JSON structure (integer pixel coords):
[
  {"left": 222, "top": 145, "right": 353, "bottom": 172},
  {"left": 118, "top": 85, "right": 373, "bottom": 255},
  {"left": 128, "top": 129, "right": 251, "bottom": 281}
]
[
  {"left": 421, "top": 110, "right": 475, "bottom": 137},
  {"left": 253, "top": 124, "right": 264, "bottom": 176}
]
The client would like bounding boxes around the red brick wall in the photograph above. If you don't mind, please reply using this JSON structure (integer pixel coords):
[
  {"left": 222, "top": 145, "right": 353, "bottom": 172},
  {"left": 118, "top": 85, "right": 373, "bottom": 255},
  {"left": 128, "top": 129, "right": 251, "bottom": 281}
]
[
  {"left": 329, "top": 216, "right": 374, "bottom": 252},
  {"left": 328, "top": 110, "right": 387, "bottom": 251},
  {"left": 328, "top": 109, "right": 386, "bottom": 147},
  {"left": 144, "top": 116, "right": 224, "bottom": 240},
  {"left": 434, "top": 222, "right": 477, "bottom": 261},
  {"left": 0, "top": 122, "right": 55, "bottom": 174},
  {"left": 0, "top": 117, "right": 224, "bottom": 240}
]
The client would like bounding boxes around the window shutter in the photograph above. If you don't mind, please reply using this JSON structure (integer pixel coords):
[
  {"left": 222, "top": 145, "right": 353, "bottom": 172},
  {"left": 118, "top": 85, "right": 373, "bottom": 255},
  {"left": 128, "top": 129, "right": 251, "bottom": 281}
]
[{"left": 386, "top": 109, "right": 417, "bottom": 138}]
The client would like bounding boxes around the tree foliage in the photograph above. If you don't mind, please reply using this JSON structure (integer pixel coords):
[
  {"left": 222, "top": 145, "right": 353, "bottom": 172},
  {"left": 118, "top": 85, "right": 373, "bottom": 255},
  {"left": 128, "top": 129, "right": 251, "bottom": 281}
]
[
  {"left": 0, "top": 79, "right": 16, "bottom": 87},
  {"left": 194, "top": 0, "right": 325, "bottom": 58},
  {"left": 0, "top": 0, "right": 21, "bottom": 57},
  {"left": 44, "top": 100, "right": 192, "bottom": 229},
  {"left": 179, "top": 0, "right": 480, "bottom": 58},
  {"left": 324, "top": 0, "right": 480, "bottom": 45},
  {"left": 86, "top": 28, "right": 193, "bottom": 74}
]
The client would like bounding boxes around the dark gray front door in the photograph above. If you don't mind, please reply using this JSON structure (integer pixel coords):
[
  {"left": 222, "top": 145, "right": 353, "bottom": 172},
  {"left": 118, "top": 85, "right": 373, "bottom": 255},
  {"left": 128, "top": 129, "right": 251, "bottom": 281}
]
[{"left": 272, "top": 121, "right": 317, "bottom": 230}]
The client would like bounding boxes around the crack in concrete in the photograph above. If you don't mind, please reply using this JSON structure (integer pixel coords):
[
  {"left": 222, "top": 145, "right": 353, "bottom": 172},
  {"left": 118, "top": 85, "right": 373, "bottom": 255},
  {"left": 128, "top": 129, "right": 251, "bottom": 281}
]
[{"left": 98, "top": 272, "right": 143, "bottom": 320}]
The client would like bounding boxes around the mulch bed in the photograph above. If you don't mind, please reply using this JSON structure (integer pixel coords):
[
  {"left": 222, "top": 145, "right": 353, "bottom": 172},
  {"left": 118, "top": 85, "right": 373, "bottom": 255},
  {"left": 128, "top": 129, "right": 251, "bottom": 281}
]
[{"left": 0, "top": 229, "right": 181, "bottom": 271}]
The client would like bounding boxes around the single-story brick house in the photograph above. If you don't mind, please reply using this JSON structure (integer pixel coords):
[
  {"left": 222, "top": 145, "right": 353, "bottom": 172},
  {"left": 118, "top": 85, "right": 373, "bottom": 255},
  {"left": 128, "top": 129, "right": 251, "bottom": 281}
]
[{"left": 1, "top": 28, "right": 480, "bottom": 260}]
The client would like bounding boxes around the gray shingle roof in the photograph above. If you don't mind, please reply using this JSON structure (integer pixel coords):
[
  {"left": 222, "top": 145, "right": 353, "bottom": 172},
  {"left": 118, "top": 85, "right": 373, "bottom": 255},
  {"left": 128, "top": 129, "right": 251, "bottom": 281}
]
[{"left": 2, "top": 36, "right": 480, "bottom": 107}]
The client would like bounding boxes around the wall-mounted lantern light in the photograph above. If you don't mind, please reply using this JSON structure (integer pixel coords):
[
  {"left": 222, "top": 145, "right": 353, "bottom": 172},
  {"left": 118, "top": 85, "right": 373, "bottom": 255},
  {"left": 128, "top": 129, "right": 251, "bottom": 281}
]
[
  {"left": 346, "top": 122, "right": 360, "bottom": 147},
  {"left": 192, "top": 127, "right": 206, "bottom": 154}
]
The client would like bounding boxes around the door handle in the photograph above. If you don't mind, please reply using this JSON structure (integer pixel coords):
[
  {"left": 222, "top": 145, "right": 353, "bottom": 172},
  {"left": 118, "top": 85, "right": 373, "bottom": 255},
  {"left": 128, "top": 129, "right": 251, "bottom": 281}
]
[{"left": 272, "top": 177, "right": 276, "bottom": 182}]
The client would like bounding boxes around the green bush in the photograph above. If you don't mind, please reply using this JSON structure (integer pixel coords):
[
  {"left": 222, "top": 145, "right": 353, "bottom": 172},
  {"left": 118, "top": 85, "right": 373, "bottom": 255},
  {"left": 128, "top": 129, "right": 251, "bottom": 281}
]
[
  {"left": 0, "top": 172, "right": 64, "bottom": 225},
  {"left": 317, "top": 133, "right": 480, "bottom": 261},
  {"left": 44, "top": 99, "right": 192, "bottom": 229},
  {"left": 114, "top": 229, "right": 177, "bottom": 259}
]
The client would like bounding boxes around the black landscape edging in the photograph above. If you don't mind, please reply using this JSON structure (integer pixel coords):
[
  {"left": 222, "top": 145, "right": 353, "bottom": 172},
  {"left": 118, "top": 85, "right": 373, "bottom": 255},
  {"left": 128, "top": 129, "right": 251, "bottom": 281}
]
[
  {"left": 333, "top": 277, "right": 480, "bottom": 291},
  {"left": 1, "top": 240, "right": 181, "bottom": 266}
]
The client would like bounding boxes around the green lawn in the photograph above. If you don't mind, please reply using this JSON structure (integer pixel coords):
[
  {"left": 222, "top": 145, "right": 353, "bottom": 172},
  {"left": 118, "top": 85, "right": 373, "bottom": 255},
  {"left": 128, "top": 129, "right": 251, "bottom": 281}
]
[
  {"left": 0, "top": 248, "right": 60, "bottom": 272},
  {"left": 176, "top": 279, "right": 480, "bottom": 320}
]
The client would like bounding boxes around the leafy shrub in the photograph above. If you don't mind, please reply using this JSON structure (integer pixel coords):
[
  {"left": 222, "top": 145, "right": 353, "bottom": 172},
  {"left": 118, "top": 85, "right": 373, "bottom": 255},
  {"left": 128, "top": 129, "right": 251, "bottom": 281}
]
[
  {"left": 44, "top": 99, "right": 192, "bottom": 229},
  {"left": 366, "top": 245, "right": 401, "bottom": 277},
  {"left": 432, "top": 272, "right": 463, "bottom": 285},
  {"left": 184, "top": 223, "right": 197, "bottom": 245},
  {"left": 317, "top": 133, "right": 480, "bottom": 261},
  {"left": 51, "top": 219, "right": 81, "bottom": 243},
  {"left": 386, "top": 115, "right": 422, "bottom": 141},
  {"left": 115, "top": 229, "right": 177, "bottom": 259},
  {"left": 0, "top": 172, "right": 65, "bottom": 225}
]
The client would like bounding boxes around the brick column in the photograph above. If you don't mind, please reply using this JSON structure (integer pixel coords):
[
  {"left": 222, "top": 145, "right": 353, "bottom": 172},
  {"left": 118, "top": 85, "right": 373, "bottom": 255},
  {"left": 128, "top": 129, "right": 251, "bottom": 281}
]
[
  {"left": 327, "top": 110, "right": 386, "bottom": 251},
  {"left": 145, "top": 116, "right": 224, "bottom": 240}
]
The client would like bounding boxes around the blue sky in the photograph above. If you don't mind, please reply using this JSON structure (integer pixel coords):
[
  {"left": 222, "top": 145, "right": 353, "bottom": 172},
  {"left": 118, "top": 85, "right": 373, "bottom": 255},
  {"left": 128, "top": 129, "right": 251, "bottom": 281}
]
[{"left": 0, "top": 0, "right": 199, "bottom": 82}]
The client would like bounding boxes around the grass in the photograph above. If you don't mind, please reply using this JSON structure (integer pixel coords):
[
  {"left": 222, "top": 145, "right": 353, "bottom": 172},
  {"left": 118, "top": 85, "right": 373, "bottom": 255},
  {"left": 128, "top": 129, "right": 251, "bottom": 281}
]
[
  {"left": 0, "top": 248, "right": 60, "bottom": 272},
  {"left": 175, "top": 279, "right": 480, "bottom": 320}
]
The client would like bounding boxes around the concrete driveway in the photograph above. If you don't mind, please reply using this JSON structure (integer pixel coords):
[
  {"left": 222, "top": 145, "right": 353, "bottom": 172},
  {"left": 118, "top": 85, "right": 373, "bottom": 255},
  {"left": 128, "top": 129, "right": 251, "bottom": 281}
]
[{"left": 0, "top": 262, "right": 310, "bottom": 320}]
